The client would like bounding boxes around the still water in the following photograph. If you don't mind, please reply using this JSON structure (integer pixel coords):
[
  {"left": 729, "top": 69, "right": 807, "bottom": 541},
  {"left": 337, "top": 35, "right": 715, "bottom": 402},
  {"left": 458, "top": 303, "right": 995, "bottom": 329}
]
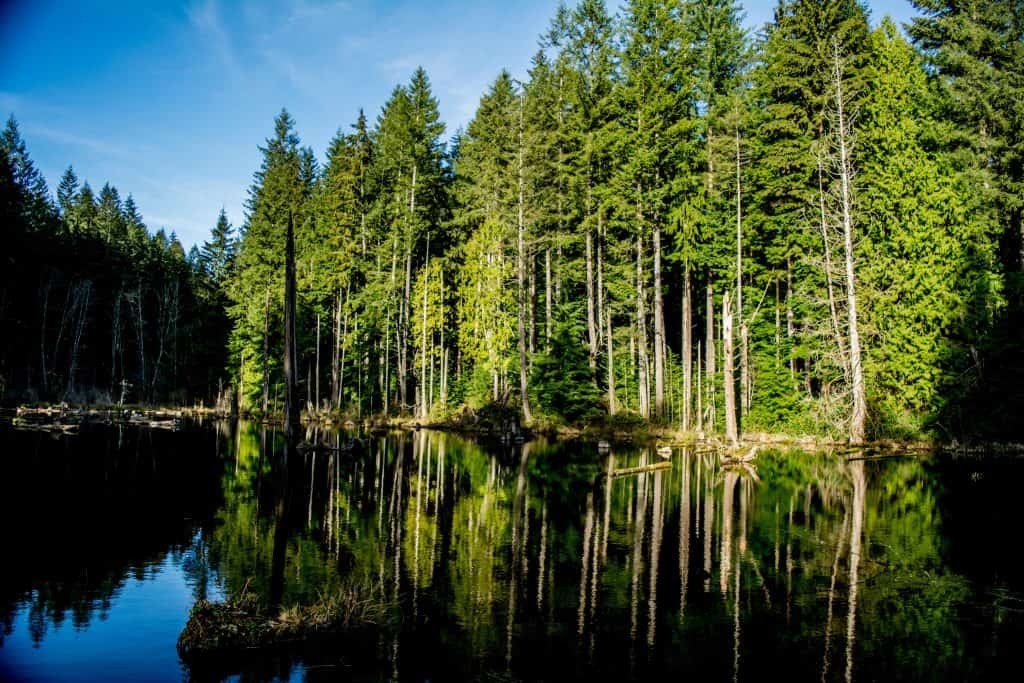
[{"left": 0, "top": 420, "right": 1021, "bottom": 681}]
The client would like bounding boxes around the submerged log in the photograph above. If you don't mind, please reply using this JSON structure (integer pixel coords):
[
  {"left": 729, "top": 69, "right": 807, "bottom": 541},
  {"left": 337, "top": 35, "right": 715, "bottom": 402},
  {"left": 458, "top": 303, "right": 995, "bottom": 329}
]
[{"left": 610, "top": 461, "right": 672, "bottom": 478}]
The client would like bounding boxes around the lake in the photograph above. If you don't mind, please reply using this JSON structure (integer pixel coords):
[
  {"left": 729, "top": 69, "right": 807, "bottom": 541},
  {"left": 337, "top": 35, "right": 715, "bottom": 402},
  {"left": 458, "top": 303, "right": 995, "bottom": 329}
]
[{"left": 1, "top": 420, "right": 1021, "bottom": 681}]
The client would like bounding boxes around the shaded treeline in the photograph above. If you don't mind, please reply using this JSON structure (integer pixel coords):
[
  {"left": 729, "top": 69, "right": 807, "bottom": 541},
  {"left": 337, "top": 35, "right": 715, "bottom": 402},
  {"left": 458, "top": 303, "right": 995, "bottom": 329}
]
[{"left": 0, "top": 117, "right": 233, "bottom": 405}]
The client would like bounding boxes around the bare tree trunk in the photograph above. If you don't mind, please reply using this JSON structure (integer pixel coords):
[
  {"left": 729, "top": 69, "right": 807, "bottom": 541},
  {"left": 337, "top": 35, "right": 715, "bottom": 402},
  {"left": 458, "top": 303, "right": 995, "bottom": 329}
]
[
  {"left": 636, "top": 226, "right": 650, "bottom": 419},
  {"left": 705, "top": 285, "right": 716, "bottom": 431},
  {"left": 284, "top": 212, "right": 299, "bottom": 442},
  {"left": 400, "top": 244, "right": 411, "bottom": 408},
  {"left": 63, "top": 280, "right": 92, "bottom": 400},
  {"left": 597, "top": 214, "right": 604, "bottom": 353},
  {"left": 385, "top": 233, "right": 397, "bottom": 416},
  {"left": 332, "top": 288, "right": 341, "bottom": 409},
  {"left": 401, "top": 162, "right": 417, "bottom": 410},
  {"left": 832, "top": 41, "right": 866, "bottom": 444},
  {"left": 653, "top": 222, "right": 665, "bottom": 418},
  {"left": 682, "top": 269, "right": 692, "bottom": 430},
  {"left": 696, "top": 339, "right": 703, "bottom": 433},
  {"left": 517, "top": 94, "right": 532, "bottom": 422},
  {"left": 723, "top": 291, "right": 738, "bottom": 447},
  {"left": 586, "top": 229, "right": 598, "bottom": 370},
  {"left": 130, "top": 279, "right": 146, "bottom": 399},
  {"left": 545, "top": 249, "right": 553, "bottom": 346},
  {"left": 735, "top": 127, "right": 749, "bottom": 420},
  {"left": 237, "top": 351, "right": 244, "bottom": 415},
  {"left": 786, "top": 257, "right": 795, "bottom": 381},
  {"left": 315, "top": 313, "right": 321, "bottom": 412},
  {"left": 440, "top": 269, "right": 447, "bottom": 409},
  {"left": 38, "top": 273, "right": 52, "bottom": 396},
  {"left": 340, "top": 288, "right": 351, "bottom": 410},
  {"left": 606, "top": 303, "right": 616, "bottom": 415},
  {"left": 420, "top": 237, "right": 430, "bottom": 418},
  {"left": 262, "top": 284, "right": 271, "bottom": 415},
  {"left": 110, "top": 282, "right": 124, "bottom": 396},
  {"left": 151, "top": 277, "right": 178, "bottom": 402},
  {"left": 818, "top": 151, "right": 847, "bottom": 379},
  {"left": 529, "top": 249, "right": 536, "bottom": 358},
  {"left": 740, "top": 324, "right": 749, "bottom": 421}
]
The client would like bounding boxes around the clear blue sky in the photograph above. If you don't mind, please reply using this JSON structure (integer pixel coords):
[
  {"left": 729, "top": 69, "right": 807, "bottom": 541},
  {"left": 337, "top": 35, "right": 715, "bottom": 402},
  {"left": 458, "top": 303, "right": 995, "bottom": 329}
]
[{"left": 0, "top": 0, "right": 917, "bottom": 248}]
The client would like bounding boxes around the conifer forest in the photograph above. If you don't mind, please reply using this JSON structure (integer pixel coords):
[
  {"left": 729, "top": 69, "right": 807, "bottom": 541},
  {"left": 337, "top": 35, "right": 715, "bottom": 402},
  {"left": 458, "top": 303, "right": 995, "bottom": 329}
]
[{"left": 3, "top": 0, "right": 1023, "bottom": 444}]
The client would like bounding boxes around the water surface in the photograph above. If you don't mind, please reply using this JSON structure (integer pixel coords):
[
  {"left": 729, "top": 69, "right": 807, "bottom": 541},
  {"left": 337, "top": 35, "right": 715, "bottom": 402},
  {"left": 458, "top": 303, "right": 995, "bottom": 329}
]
[{"left": 1, "top": 420, "right": 1021, "bottom": 681}]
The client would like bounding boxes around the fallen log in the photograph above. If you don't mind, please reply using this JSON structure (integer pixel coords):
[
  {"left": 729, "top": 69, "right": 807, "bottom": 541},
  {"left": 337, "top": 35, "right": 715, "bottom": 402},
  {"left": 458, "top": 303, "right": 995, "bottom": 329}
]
[{"left": 610, "top": 461, "right": 672, "bottom": 478}]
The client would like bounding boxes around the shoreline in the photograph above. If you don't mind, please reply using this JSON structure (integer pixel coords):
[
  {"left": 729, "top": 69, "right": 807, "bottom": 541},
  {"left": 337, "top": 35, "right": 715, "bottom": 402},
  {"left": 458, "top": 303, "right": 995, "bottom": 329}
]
[{"left": 4, "top": 401, "right": 1022, "bottom": 455}]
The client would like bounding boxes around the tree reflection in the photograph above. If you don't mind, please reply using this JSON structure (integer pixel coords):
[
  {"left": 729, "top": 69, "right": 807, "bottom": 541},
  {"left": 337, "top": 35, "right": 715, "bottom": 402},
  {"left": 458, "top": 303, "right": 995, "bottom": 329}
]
[{"left": 1, "top": 424, "right": 1015, "bottom": 682}]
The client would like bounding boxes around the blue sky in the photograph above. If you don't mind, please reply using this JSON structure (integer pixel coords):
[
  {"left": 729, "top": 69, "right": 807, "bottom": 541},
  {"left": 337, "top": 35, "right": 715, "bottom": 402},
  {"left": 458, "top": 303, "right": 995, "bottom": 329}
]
[{"left": 1, "top": 0, "right": 916, "bottom": 248}]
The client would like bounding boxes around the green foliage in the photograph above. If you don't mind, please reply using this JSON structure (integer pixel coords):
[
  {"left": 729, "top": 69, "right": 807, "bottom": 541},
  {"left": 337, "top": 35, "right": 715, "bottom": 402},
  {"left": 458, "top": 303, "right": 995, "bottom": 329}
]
[
  {"left": 5, "top": 0, "right": 1023, "bottom": 441},
  {"left": 531, "top": 313, "right": 602, "bottom": 422}
]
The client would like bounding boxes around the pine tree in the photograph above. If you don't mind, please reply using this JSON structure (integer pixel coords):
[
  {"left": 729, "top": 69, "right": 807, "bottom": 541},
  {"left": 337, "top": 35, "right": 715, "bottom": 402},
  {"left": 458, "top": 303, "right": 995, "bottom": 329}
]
[
  {"left": 57, "top": 166, "right": 78, "bottom": 220},
  {"left": 200, "top": 209, "right": 235, "bottom": 284},
  {"left": 229, "top": 109, "right": 306, "bottom": 412},
  {"left": 1, "top": 116, "right": 53, "bottom": 230}
]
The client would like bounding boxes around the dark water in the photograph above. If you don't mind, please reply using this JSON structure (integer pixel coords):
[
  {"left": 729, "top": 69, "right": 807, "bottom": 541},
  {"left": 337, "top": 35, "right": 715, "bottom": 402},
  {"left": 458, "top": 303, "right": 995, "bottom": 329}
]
[{"left": 1, "top": 421, "right": 1022, "bottom": 682}]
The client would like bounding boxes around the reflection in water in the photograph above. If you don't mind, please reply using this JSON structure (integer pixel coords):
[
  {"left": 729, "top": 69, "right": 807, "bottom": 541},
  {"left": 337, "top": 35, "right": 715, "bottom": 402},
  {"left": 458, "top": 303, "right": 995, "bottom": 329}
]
[
  {"left": 679, "top": 451, "right": 691, "bottom": 620},
  {"left": 1, "top": 423, "right": 1023, "bottom": 682},
  {"left": 845, "top": 459, "right": 866, "bottom": 683}
]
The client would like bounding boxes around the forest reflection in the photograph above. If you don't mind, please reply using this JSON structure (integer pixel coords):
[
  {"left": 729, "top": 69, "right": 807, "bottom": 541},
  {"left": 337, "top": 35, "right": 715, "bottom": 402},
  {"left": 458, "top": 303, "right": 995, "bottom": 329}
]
[
  {"left": 1, "top": 422, "right": 1020, "bottom": 681},
  {"left": 193, "top": 423, "right": 1003, "bottom": 680}
]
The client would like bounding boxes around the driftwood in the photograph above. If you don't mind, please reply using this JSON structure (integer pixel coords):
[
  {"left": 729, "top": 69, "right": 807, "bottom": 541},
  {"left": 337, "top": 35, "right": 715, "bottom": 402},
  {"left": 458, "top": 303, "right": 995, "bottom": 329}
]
[{"left": 610, "top": 461, "right": 672, "bottom": 478}]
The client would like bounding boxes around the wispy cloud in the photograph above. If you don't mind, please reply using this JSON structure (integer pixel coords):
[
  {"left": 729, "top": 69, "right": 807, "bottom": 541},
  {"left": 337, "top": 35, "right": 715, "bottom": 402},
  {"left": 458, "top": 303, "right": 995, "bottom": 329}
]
[
  {"left": 186, "top": 0, "right": 243, "bottom": 85},
  {"left": 21, "top": 124, "right": 144, "bottom": 160},
  {"left": 285, "top": 0, "right": 352, "bottom": 24}
]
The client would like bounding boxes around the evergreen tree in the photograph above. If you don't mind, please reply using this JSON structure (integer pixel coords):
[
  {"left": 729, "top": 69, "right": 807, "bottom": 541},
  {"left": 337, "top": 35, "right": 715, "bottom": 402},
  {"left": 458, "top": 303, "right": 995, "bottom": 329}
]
[
  {"left": 57, "top": 166, "right": 78, "bottom": 219},
  {"left": 200, "top": 208, "right": 235, "bottom": 284}
]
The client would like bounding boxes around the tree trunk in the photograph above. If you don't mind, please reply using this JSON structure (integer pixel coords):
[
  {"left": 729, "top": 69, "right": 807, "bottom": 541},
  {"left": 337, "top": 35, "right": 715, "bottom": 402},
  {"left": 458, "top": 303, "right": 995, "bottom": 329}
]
[
  {"left": 636, "top": 227, "right": 650, "bottom": 419},
  {"left": 315, "top": 313, "right": 321, "bottom": 412},
  {"left": 786, "top": 256, "right": 794, "bottom": 380},
  {"left": 529, "top": 248, "right": 536, "bottom": 359},
  {"left": 38, "top": 273, "right": 52, "bottom": 396},
  {"left": 597, "top": 214, "right": 605, "bottom": 354},
  {"left": 740, "top": 323, "right": 749, "bottom": 421},
  {"left": 420, "top": 237, "right": 430, "bottom": 418},
  {"left": 606, "top": 302, "right": 616, "bottom": 415},
  {"left": 682, "top": 269, "right": 692, "bottom": 430},
  {"left": 262, "top": 284, "right": 270, "bottom": 415},
  {"left": 64, "top": 280, "right": 92, "bottom": 401},
  {"left": 723, "top": 290, "right": 738, "bottom": 447},
  {"left": 332, "top": 288, "right": 341, "bottom": 409},
  {"left": 705, "top": 285, "right": 716, "bottom": 431},
  {"left": 284, "top": 211, "right": 299, "bottom": 442},
  {"left": 545, "top": 249, "right": 553, "bottom": 346},
  {"left": 832, "top": 40, "right": 866, "bottom": 444},
  {"left": 110, "top": 282, "right": 124, "bottom": 397},
  {"left": 440, "top": 269, "right": 447, "bottom": 409},
  {"left": 586, "top": 229, "right": 598, "bottom": 370},
  {"left": 517, "top": 94, "right": 532, "bottom": 422},
  {"left": 653, "top": 222, "right": 665, "bottom": 419},
  {"left": 696, "top": 339, "right": 703, "bottom": 432},
  {"left": 818, "top": 151, "right": 847, "bottom": 379},
  {"left": 735, "top": 127, "right": 749, "bottom": 420}
]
